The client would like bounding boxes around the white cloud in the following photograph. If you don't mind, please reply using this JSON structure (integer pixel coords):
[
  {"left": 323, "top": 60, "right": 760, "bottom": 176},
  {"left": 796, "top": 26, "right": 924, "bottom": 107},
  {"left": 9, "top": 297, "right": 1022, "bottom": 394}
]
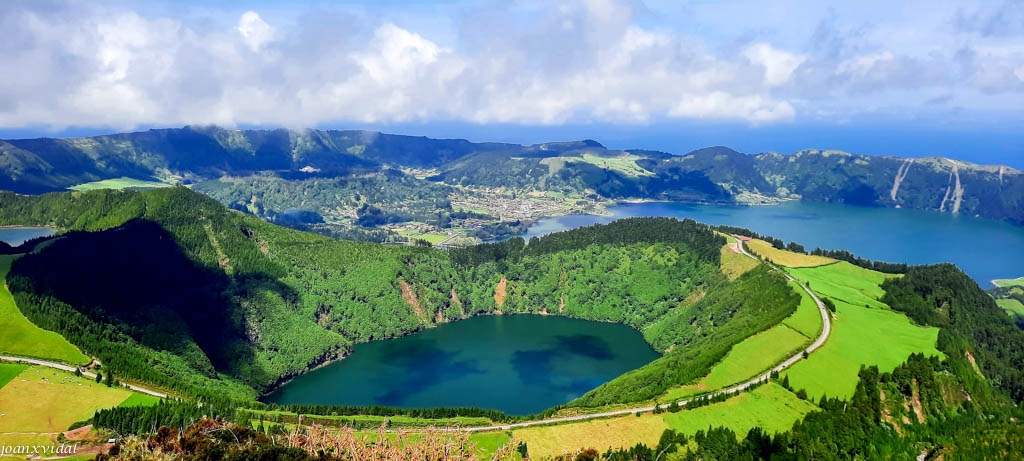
[
  {"left": 670, "top": 92, "right": 796, "bottom": 123},
  {"left": 237, "top": 11, "right": 275, "bottom": 52},
  {"left": 1, "top": 0, "right": 1023, "bottom": 131},
  {"left": 743, "top": 43, "right": 805, "bottom": 87}
]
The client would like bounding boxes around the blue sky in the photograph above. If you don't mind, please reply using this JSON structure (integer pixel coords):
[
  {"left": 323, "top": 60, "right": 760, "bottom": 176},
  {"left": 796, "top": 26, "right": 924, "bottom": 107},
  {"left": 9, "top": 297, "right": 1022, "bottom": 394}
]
[{"left": 2, "top": 0, "right": 1024, "bottom": 165}]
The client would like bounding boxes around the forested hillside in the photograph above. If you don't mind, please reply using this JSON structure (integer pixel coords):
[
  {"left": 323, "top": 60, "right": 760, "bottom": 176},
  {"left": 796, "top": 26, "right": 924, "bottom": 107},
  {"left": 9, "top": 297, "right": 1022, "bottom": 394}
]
[{"left": 0, "top": 187, "right": 794, "bottom": 406}]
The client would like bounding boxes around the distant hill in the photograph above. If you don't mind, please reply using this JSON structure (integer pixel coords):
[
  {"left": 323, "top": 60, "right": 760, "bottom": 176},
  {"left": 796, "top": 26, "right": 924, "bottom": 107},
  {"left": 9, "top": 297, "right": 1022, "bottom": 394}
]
[{"left": 2, "top": 126, "right": 1022, "bottom": 231}]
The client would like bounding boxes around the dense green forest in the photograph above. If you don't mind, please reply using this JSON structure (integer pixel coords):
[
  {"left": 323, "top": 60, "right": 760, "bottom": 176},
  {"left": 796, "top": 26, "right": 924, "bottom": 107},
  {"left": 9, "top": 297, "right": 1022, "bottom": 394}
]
[
  {"left": 0, "top": 187, "right": 796, "bottom": 408},
  {"left": 881, "top": 264, "right": 1024, "bottom": 402}
]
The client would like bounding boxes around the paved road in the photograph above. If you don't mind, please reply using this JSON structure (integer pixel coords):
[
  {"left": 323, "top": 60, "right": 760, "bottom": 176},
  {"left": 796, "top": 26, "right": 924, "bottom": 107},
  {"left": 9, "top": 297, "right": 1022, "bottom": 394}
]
[
  {"left": 463, "top": 237, "right": 832, "bottom": 432},
  {"left": 0, "top": 355, "right": 167, "bottom": 398}
]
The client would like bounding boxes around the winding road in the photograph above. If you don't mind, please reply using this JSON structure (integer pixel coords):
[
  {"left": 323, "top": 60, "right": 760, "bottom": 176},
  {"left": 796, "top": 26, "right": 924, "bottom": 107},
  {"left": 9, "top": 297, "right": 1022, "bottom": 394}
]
[
  {"left": 463, "top": 237, "right": 832, "bottom": 432},
  {"left": 0, "top": 355, "right": 167, "bottom": 398}
]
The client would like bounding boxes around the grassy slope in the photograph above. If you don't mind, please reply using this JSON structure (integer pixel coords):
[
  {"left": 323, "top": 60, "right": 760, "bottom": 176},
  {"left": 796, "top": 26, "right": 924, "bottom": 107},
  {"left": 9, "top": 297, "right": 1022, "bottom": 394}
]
[
  {"left": 0, "top": 255, "right": 88, "bottom": 364},
  {"left": 577, "top": 153, "right": 654, "bottom": 177},
  {"left": 997, "top": 298, "right": 1024, "bottom": 317},
  {"left": 719, "top": 239, "right": 759, "bottom": 280},
  {"left": 0, "top": 363, "right": 27, "bottom": 388},
  {"left": 747, "top": 239, "right": 835, "bottom": 268},
  {"left": 701, "top": 326, "right": 808, "bottom": 390},
  {"left": 661, "top": 279, "right": 819, "bottom": 401},
  {"left": 68, "top": 177, "right": 170, "bottom": 191},
  {"left": 118, "top": 393, "right": 162, "bottom": 408},
  {"left": 0, "top": 366, "right": 132, "bottom": 433},
  {"left": 662, "top": 383, "right": 815, "bottom": 435},
  {"left": 782, "top": 280, "right": 824, "bottom": 338},
  {"left": 783, "top": 262, "right": 942, "bottom": 400},
  {"left": 515, "top": 383, "right": 815, "bottom": 458},
  {"left": 513, "top": 412, "right": 669, "bottom": 458},
  {"left": 992, "top": 276, "right": 1024, "bottom": 288}
]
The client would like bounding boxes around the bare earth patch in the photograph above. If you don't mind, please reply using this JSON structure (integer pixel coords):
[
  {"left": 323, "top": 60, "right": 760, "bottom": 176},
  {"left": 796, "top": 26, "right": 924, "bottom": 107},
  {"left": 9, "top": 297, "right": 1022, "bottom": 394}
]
[
  {"left": 493, "top": 277, "right": 507, "bottom": 313},
  {"left": 398, "top": 280, "right": 424, "bottom": 321}
]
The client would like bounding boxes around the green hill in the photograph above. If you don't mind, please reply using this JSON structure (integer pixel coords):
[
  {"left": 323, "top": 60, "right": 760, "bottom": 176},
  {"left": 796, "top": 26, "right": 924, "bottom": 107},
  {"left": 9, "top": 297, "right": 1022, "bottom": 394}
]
[{"left": 0, "top": 187, "right": 797, "bottom": 406}]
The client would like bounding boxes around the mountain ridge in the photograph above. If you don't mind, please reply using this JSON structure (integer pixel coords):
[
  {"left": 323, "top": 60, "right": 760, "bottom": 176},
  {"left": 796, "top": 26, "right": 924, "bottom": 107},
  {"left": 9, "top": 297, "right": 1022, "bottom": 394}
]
[{"left": 2, "top": 126, "right": 1022, "bottom": 242}]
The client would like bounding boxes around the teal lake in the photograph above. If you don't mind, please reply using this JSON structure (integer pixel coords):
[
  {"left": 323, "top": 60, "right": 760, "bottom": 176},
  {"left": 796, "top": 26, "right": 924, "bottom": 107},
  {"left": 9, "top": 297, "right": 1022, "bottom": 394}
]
[
  {"left": 526, "top": 201, "right": 1024, "bottom": 285},
  {"left": 0, "top": 226, "right": 54, "bottom": 246},
  {"left": 265, "top": 315, "right": 659, "bottom": 415}
]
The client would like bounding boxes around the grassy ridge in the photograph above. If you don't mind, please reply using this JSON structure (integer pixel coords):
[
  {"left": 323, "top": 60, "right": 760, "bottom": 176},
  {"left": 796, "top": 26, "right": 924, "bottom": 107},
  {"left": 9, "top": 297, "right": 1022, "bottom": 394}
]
[
  {"left": 747, "top": 239, "right": 835, "bottom": 268},
  {"left": 782, "top": 280, "right": 824, "bottom": 338},
  {"left": 783, "top": 263, "right": 942, "bottom": 400},
  {"left": 660, "top": 276, "right": 820, "bottom": 401},
  {"left": 701, "top": 325, "right": 808, "bottom": 390},
  {"left": 993, "top": 276, "right": 1024, "bottom": 288},
  {"left": 997, "top": 298, "right": 1024, "bottom": 317},
  {"left": 719, "top": 238, "right": 758, "bottom": 280},
  {"left": 0, "top": 255, "right": 88, "bottom": 364},
  {"left": 573, "top": 264, "right": 799, "bottom": 407},
  {"left": 69, "top": 177, "right": 171, "bottom": 191}
]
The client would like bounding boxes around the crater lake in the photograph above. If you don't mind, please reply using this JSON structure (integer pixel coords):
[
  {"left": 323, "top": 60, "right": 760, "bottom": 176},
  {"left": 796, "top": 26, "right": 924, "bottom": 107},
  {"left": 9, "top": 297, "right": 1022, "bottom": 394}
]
[{"left": 264, "top": 315, "right": 659, "bottom": 415}]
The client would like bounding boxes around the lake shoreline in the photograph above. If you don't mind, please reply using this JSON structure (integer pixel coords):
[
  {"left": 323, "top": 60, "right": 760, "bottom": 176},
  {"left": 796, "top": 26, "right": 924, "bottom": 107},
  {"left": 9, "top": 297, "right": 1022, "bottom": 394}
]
[
  {"left": 261, "top": 314, "right": 660, "bottom": 413},
  {"left": 519, "top": 200, "right": 1024, "bottom": 284},
  {"left": 260, "top": 310, "right": 664, "bottom": 401}
]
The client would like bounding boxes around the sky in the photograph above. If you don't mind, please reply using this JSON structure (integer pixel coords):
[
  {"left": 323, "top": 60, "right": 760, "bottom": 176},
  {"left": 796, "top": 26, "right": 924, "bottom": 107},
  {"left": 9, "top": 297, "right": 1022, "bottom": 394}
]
[{"left": 2, "top": 0, "right": 1024, "bottom": 165}]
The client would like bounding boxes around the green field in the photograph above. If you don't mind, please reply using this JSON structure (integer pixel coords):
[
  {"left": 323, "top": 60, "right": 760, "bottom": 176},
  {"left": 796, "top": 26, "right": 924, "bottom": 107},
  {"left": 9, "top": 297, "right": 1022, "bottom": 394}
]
[
  {"left": 997, "top": 298, "right": 1024, "bottom": 318},
  {"left": 0, "top": 256, "right": 89, "bottom": 364},
  {"left": 782, "top": 263, "right": 942, "bottom": 400},
  {"left": 515, "top": 383, "right": 815, "bottom": 458},
  {"left": 0, "top": 363, "right": 27, "bottom": 388},
  {"left": 662, "top": 383, "right": 816, "bottom": 435},
  {"left": 117, "top": 393, "right": 162, "bottom": 408},
  {"left": 702, "top": 324, "right": 809, "bottom": 390},
  {"left": 397, "top": 226, "right": 451, "bottom": 244},
  {"left": 782, "top": 281, "right": 824, "bottom": 338},
  {"left": 720, "top": 240, "right": 759, "bottom": 280},
  {"left": 513, "top": 411, "right": 669, "bottom": 458},
  {"left": 992, "top": 276, "right": 1024, "bottom": 288},
  {"left": 69, "top": 177, "right": 171, "bottom": 191},
  {"left": 577, "top": 153, "right": 654, "bottom": 177},
  {"left": 747, "top": 240, "right": 835, "bottom": 268},
  {"left": 789, "top": 261, "right": 892, "bottom": 309},
  {"left": 661, "top": 279, "right": 819, "bottom": 400},
  {"left": 0, "top": 366, "right": 133, "bottom": 433},
  {"left": 469, "top": 432, "right": 515, "bottom": 459}
]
